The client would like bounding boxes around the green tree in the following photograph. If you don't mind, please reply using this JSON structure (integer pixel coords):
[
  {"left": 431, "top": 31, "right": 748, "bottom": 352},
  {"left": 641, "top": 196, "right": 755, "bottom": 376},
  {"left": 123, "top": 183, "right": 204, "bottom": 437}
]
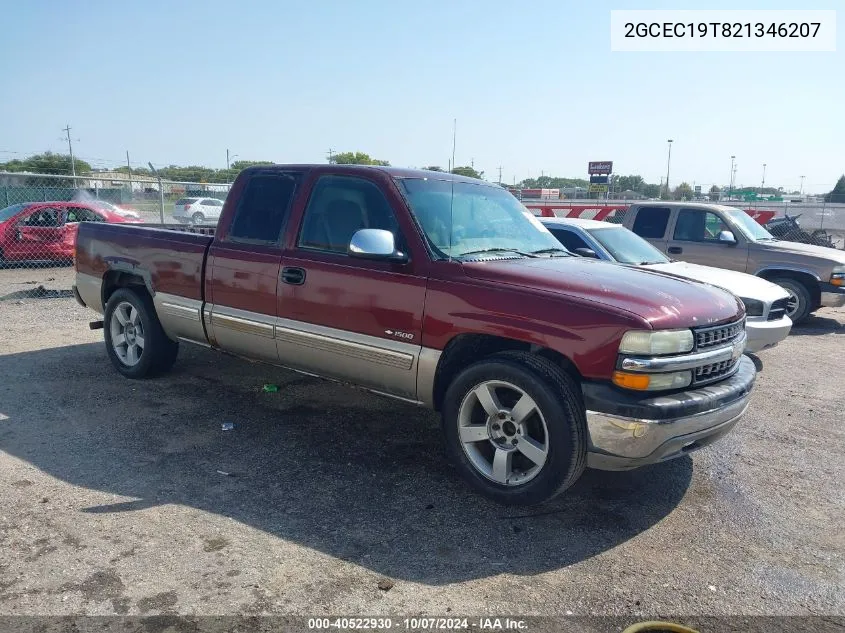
[
  {"left": 230, "top": 160, "right": 274, "bottom": 171},
  {"left": 451, "top": 165, "right": 483, "bottom": 179},
  {"left": 114, "top": 165, "right": 152, "bottom": 176},
  {"left": 709, "top": 185, "right": 721, "bottom": 201},
  {"left": 612, "top": 175, "right": 646, "bottom": 192},
  {"left": 674, "top": 182, "right": 694, "bottom": 200},
  {"left": 519, "top": 176, "right": 588, "bottom": 189},
  {"left": 825, "top": 175, "right": 845, "bottom": 203},
  {"left": 423, "top": 165, "right": 444, "bottom": 172},
  {"left": 641, "top": 183, "right": 661, "bottom": 198},
  {"left": 0, "top": 152, "right": 93, "bottom": 184},
  {"left": 330, "top": 151, "right": 390, "bottom": 166}
]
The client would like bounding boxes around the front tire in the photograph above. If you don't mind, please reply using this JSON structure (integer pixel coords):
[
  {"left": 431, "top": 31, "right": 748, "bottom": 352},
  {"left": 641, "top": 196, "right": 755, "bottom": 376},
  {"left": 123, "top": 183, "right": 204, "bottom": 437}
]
[
  {"left": 104, "top": 288, "right": 179, "bottom": 378},
  {"left": 191, "top": 212, "right": 205, "bottom": 225},
  {"left": 442, "top": 351, "right": 587, "bottom": 505},
  {"left": 771, "top": 277, "right": 812, "bottom": 323}
]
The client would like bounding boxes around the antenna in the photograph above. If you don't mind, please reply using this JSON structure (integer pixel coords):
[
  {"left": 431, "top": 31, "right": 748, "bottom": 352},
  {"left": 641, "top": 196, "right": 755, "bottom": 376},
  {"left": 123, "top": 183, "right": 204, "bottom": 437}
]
[{"left": 448, "top": 118, "right": 457, "bottom": 262}]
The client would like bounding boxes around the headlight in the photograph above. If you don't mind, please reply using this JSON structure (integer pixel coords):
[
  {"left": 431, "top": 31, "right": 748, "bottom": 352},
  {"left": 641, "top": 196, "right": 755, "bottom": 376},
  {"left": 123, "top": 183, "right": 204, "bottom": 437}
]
[
  {"left": 613, "top": 370, "right": 692, "bottom": 391},
  {"left": 740, "top": 297, "right": 764, "bottom": 317},
  {"left": 830, "top": 265, "right": 845, "bottom": 287},
  {"left": 619, "top": 329, "right": 694, "bottom": 355}
]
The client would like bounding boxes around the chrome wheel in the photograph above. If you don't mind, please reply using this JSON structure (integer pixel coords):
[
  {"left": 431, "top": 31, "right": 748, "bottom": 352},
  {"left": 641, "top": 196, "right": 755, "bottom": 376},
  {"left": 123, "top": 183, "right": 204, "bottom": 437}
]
[
  {"left": 457, "top": 380, "right": 549, "bottom": 486},
  {"left": 110, "top": 301, "right": 145, "bottom": 366}
]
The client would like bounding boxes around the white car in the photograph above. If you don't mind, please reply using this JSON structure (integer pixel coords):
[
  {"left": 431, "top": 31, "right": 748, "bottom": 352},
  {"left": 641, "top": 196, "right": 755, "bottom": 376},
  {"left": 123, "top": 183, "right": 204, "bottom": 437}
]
[
  {"left": 541, "top": 217, "right": 793, "bottom": 353},
  {"left": 172, "top": 197, "right": 225, "bottom": 225}
]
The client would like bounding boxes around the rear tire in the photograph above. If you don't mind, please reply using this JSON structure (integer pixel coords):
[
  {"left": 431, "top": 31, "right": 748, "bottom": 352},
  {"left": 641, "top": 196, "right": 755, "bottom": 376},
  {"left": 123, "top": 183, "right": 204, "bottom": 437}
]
[
  {"left": 771, "top": 277, "right": 812, "bottom": 324},
  {"left": 442, "top": 351, "right": 587, "bottom": 506},
  {"left": 103, "top": 288, "right": 179, "bottom": 378},
  {"left": 191, "top": 212, "right": 205, "bottom": 225}
]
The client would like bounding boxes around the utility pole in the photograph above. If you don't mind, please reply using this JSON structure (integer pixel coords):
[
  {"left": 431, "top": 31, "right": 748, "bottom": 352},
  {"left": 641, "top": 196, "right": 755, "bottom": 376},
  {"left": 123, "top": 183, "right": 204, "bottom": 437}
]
[
  {"left": 62, "top": 124, "right": 77, "bottom": 185},
  {"left": 761, "top": 163, "right": 767, "bottom": 193},
  {"left": 497, "top": 165, "right": 503, "bottom": 184},
  {"left": 226, "top": 149, "right": 230, "bottom": 171},
  {"left": 327, "top": 148, "right": 334, "bottom": 163},
  {"left": 664, "top": 139, "right": 673, "bottom": 198},
  {"left": 729, "top": 155, "right": 735, "bottom": 199},
  {"left": 126, "top": 151, "right": 133, "bottom": 198},
  {"left": 800, "top": 175, "right": 805, "bottom": 195},
  {"left": 148, "top": 162, "right": 165, "bottom": 224}
]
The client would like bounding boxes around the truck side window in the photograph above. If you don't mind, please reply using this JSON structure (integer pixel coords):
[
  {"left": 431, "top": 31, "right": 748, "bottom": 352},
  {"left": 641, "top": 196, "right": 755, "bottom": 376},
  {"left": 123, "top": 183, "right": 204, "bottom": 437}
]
[
  {"left": 631, "top": 207, "right": 670, "bottom": 238},
  {"left": 674, "top": 210, "right": 728, "bottom": 242},
  {"left": 298, "top": 175, "right": 403, "bottom": 254},
  {"left": 228, "top": 174, "right": 300, "bottom": 243},
  {"left": 549, "top": 229, "right": 587, "bottom": 253}
]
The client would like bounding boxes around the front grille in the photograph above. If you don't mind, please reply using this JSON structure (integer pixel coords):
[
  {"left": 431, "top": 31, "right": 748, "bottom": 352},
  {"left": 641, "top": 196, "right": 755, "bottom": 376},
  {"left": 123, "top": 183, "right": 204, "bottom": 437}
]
[
  {"left": 694, "top": 318, "right": 745, "bottom": 350},
  {"left": 768, "top": 298, "right": 788, "bottom": 321},
  {"left": 694, "top": 357, "right": 741, "bottom": 385}
]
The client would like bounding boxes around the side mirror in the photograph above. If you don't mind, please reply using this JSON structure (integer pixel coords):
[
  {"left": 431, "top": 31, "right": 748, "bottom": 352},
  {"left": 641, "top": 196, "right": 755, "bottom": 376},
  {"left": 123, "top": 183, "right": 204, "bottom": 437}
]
[
  {"left": 573, "top": 247, "right": 599, "bottom": 259},
  {"left": 718, "top": 230, "right": 737, "bottom": 244},
  {"left": 348, "top": 228, "right": 408, "bottom": 263}
]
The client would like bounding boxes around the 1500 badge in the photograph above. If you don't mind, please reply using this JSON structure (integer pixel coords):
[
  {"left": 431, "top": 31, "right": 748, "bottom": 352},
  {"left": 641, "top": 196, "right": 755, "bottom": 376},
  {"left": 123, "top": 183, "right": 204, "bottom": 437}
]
[{"left": 385, "top": 329, "right": 414, "bottom": 341}]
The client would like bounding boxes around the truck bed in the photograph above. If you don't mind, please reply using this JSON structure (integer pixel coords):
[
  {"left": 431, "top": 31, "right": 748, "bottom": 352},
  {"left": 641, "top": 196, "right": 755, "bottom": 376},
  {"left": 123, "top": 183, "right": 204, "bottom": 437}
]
[{"left": 75, "top": 222, "right": 215, "bottom": 303}]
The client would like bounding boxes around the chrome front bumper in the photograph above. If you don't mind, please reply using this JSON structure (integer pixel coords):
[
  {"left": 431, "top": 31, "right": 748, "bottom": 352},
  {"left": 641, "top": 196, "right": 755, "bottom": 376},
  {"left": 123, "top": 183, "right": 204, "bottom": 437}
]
[
  {"left": 744, "top": 315, "right": 792, "bottom": 353},
  {"left": 820, "top": 291, "right": 845, "bottom": 308},
  {"left": 583, "top": 355, "right": 756, "bottom": 471}
]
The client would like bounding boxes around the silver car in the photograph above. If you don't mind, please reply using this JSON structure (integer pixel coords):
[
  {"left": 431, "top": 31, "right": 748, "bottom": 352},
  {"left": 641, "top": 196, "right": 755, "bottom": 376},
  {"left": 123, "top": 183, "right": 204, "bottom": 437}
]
[
  {"left": 172, "top": 197, "right": 225, "bottom": 225},
  {"left": 541, "top": 217, "right": 793, "bottom": 353}
]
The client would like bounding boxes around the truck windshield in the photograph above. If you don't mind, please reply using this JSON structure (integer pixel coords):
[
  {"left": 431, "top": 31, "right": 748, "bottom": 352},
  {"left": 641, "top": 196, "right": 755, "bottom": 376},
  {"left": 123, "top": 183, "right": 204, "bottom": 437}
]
[
  {"left": 586, "top": 226, "right": 669, "bottom": 265},
  {"left": 398, "top": 178, "right": 564, "bottom": 259},
  {"left": 724, "top": 208, "right": 775, "bottom": 241}
]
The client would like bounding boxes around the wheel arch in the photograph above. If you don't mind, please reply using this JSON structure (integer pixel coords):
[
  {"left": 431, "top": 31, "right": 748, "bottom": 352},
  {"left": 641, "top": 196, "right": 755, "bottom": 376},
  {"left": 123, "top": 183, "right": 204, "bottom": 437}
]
[
  {"left": 428, "top": 333, "right": 581, "bottom": 412},
  {"left": 102, "top": 267, "right": 153, "bottom": 308},
  {"left": 756, "top": 267, "right": 821, "bottom": 306}
]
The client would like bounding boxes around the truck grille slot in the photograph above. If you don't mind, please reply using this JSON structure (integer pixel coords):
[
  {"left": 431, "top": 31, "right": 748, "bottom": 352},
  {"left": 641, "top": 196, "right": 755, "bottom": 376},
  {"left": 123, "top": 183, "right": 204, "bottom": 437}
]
[
  {"left": 694, "top": 358, "right": 740, "bottom": 385},
  {"left": 768, "top": 298, "right": 788, "bottom": 321},
  {"left": 694, "top": 319, "right": 745, "bottom": 350}
]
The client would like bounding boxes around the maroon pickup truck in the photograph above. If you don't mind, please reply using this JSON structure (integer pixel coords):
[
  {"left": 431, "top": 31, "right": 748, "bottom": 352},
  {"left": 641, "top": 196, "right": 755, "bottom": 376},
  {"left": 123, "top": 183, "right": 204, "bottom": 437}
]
[{"left": 74, "top": 165, "right": 755, "bottom": 505}]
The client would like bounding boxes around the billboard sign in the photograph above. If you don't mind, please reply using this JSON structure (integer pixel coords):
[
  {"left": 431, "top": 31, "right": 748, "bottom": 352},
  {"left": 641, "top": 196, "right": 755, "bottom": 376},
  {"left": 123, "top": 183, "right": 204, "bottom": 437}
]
[
  {"left": 589, "top": 174, "right": 609, "bottom": 184},
  {"left": 588, "top": 161, "right": 613, "bottom": 175},
  {"left": 588, "top": 184, "right": 609, "bottom": 193}
]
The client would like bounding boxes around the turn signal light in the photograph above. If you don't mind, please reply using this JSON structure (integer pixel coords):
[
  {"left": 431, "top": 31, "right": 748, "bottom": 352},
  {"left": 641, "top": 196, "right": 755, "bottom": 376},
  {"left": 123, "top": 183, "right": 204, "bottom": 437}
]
[{"left": 612, "top": 371, "right": 651, "bottom": 390}]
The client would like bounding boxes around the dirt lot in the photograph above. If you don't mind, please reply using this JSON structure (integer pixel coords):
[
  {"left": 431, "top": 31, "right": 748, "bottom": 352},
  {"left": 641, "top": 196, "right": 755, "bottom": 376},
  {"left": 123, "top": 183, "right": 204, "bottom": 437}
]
[{"left": 0, "top": 269, "right": 843, "bottom": 620}]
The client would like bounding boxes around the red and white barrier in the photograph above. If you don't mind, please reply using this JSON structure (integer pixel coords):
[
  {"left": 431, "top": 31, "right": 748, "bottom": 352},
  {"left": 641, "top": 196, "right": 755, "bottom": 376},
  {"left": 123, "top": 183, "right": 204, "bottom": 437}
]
[{"left": 521, "top": 202, "right": 776, "bottom": 225}]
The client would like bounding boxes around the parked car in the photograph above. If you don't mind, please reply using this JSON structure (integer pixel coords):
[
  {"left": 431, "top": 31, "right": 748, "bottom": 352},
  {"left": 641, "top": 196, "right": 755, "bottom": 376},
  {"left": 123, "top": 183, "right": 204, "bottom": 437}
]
[
  {"left": 621, "top": 202, "right": 845, "bottom": 323},
  {"left": 74, "top": 165, "right": 755, "bottom": 505},
  {"left": 0, "top": 201, "right": 140, "bottom": 265},
  {"left": 541, "top": 217, "right": 792, "bottom": 353},
  {"left": 172, "top": 197, "right": 225, "bottom": 225}
]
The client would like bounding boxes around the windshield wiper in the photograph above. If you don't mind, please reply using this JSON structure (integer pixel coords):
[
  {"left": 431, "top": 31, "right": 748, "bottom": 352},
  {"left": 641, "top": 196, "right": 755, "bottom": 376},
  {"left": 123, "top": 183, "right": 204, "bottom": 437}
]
[
  {"left": 458, "top": 248, "right": 538, "bottom": 259},
  {"left": 530, "top": 247, "right": 571, "bottom": 257}
]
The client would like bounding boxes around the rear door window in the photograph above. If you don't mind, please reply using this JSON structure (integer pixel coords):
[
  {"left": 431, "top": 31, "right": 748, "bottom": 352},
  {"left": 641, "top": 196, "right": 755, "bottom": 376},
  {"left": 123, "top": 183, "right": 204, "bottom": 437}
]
[
  {"left": 227, "top": 173, "right": 301, "bottom": 243},
  {"left": 631, "top": 207, "right": 670, "bottom": 238}
]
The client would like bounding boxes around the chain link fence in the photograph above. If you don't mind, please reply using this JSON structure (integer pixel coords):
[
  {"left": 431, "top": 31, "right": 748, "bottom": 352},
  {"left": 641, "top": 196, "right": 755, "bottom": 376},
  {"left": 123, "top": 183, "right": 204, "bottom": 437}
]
[
  {"left": 2, "top": 170, "right": 843, "bottom": 301},
  {"left": 0, "top": 172, "right": 230, "bottom": 298}
]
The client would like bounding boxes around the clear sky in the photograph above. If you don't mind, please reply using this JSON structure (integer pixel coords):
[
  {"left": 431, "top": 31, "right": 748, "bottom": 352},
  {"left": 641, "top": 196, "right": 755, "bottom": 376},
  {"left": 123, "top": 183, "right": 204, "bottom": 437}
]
[{"left": 0, "top": 0, "right": 841, "bottom": 193}]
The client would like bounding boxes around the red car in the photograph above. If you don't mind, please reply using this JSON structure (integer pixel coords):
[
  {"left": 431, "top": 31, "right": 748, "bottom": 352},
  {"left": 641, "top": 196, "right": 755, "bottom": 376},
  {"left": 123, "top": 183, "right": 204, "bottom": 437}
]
[{"left": 0, "top": 201, "right": 141, "bottom": 264}]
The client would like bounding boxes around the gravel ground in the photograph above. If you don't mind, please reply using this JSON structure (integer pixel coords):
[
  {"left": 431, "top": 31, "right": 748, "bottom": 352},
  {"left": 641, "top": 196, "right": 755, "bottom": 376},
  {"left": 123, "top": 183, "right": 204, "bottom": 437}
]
[{"left": 0, "top": 285, "right": 843, "bottom": 623}]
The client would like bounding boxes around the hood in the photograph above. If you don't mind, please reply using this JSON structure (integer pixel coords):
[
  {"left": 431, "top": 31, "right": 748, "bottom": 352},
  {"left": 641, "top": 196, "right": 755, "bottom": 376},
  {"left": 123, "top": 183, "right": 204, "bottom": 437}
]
[
  {"left": 461, "top": 257, "right": 743, "bottom": 329},
  {"left": 644, "top": 261, "right": 789, "bottom": 304},
  {"left": 756, "top": 240, "right": 845, "bottom": 266}
]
